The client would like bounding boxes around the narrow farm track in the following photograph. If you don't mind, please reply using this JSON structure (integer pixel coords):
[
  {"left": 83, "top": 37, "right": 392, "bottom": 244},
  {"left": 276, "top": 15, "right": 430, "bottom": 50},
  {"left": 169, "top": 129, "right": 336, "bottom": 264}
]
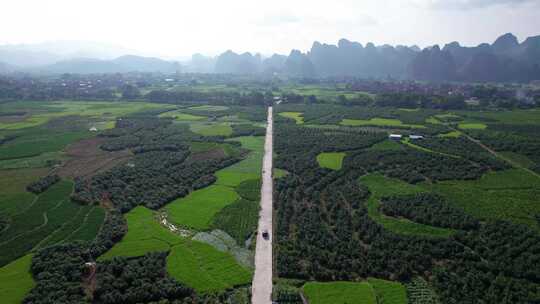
[{"left": 252, "top": 106, "right": 273, "bottom": 304}]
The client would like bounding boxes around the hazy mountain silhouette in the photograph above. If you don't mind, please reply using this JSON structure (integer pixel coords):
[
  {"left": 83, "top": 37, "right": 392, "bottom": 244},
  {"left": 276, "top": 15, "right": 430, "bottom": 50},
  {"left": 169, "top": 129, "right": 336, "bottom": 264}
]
[
  {"left": 34, "top": 55, "right": 180, "bottom": 74},
  {"left": 1, "top": 33, "right": 540, "bottom": 82}
]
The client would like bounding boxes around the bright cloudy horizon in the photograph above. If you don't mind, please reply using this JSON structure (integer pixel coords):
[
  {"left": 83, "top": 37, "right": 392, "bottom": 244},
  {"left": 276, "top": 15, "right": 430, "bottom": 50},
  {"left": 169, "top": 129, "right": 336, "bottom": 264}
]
[{"left": 1, "top": 0, "right": 539, "bottom": 58}]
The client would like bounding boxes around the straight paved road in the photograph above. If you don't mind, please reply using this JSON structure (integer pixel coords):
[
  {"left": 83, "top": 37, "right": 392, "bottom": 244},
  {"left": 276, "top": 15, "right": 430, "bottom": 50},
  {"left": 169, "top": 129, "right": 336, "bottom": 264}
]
[{"left": 252, "top": 106, "right": 273, "bottom": 304}]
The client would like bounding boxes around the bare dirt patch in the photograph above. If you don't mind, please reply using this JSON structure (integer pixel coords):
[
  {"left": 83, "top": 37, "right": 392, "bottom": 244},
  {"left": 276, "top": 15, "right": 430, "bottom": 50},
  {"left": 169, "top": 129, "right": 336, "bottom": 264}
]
[{"left": 57, "top": 137, "right": 132, "bottom": 179}]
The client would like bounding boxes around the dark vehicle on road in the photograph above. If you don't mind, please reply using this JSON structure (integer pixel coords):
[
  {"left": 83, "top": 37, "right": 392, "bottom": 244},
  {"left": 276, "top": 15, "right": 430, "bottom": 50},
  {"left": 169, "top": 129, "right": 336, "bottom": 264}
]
[{"left": 262, "top": 230, "right": 269, "bottom": 240}]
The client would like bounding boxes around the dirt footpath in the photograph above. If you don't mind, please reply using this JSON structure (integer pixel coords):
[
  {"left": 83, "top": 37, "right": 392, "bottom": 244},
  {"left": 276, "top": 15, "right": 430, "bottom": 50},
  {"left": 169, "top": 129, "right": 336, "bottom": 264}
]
[{"left": 251, "top": 106, "right": 274, "bottom": 304}]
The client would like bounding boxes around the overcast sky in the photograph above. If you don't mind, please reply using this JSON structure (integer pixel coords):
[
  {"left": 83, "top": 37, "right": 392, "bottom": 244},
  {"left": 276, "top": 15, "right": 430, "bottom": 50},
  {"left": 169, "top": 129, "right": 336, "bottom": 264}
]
[{"left": 1, "top": 0, "right": 539, "bottom": 58}]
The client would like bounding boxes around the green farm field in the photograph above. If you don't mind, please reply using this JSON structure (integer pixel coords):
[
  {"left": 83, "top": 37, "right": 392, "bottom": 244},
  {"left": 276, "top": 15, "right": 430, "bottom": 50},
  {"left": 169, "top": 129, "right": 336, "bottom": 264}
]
[
  {"left": 159, "top": 110, "right": 206, "bottom": 121},
  {"left": 189, "top": 122, "right": 233, "bottom": 137},
  {"left": 303, "top": 281, "right": 376, "bottom": 304},
  {"left": 303, "top": 279, "right": 407, "bottom": 304},
  {"left": 279, "top": 112, "right": 304, "bottom": 124},
  {"left": 0, "top": 168, "right": 46, "bottom": 216},
  {"left": 0, "top": 180, "right": 105, "bottom": 266},
  {"left": 316, "top": 152, "right": 346, "bottom": 170},
  {"left": 458, "top": 123, "right": 487, "bottom": 130},
  {"left": 360, "top": 174, "right": 455, "bottom": 238},
  {"left": 421, "top": 169, "right": 540, "bottom": 228},
  {"left": 0, "top": 254, "right": 35, "bottom": 304},
  {"left": 100, "top": 206, "right": 181, "bottom": 259},
  {"left": 166, "top": 185, "right": 239, "bottom": 230},
  {"left": 340, "top": 118, "right": 425, "bottom": 129},
  {"left": 166, "top": 239, "right": 251, "bottom": 293},
  {"left": 215, "top": 136, "right": 264, "bottom": 186},
  {"left": 100, "top": 206, "right": 251, "bottom": 293},
  {"left": 0, "top": 100, "right": 174, "bottom": 130}
]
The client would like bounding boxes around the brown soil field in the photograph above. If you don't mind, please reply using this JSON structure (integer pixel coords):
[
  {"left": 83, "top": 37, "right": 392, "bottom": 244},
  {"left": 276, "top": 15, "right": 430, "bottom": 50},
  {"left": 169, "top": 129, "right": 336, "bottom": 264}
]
[
  {"left": 189, "top": 147, "right": 227, "bottom": 162},
  {"left": 57, "top": 137, "right": 132, "bottom": 179}
]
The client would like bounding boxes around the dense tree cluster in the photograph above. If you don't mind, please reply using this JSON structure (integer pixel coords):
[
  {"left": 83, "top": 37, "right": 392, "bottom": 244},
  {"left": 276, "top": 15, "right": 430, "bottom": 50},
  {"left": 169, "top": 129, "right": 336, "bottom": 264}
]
[
  {"left": 26, "top": 174, "right": 61, "bottom": 194},
  {"left": 231, "top": 123, "right": 266, "bottom": 137},
  {"left": 274, "top": 123, "right": 385, "bottom": 175},
  {"left": 469, "top": 125, "right": 540, "bottom": 173},
  {"left": 348, "top": 149, "right": 490, "bottom": 184},
  {"left": 414, "top": 137, "right": 510, "bottom": 171},
  {"left": 73, "top": 117, "right": 241, "bottom": 211},
  {"left": 376, "top": 93, "right": 467, "bottom": 110},
  {"left": 146, "top": 89, "right": 273, "bottom": 106},
  {"left": 23, "top": 242, "right": 91, "bottom": 304},
  {"left": 276, "top": 103, "right": 442, "bottom": 128},
  {"left": 433, "top": 222, "right": 540, "bottom": 303},
  {"left": 94, "top": 253, "right": 194, "bottom": 304},
  {"left": 274, "top": 121, "right": 540, "bottom": 303},
  {"left": 380, "top": 193, "right": 479, "bottom": 230}
]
